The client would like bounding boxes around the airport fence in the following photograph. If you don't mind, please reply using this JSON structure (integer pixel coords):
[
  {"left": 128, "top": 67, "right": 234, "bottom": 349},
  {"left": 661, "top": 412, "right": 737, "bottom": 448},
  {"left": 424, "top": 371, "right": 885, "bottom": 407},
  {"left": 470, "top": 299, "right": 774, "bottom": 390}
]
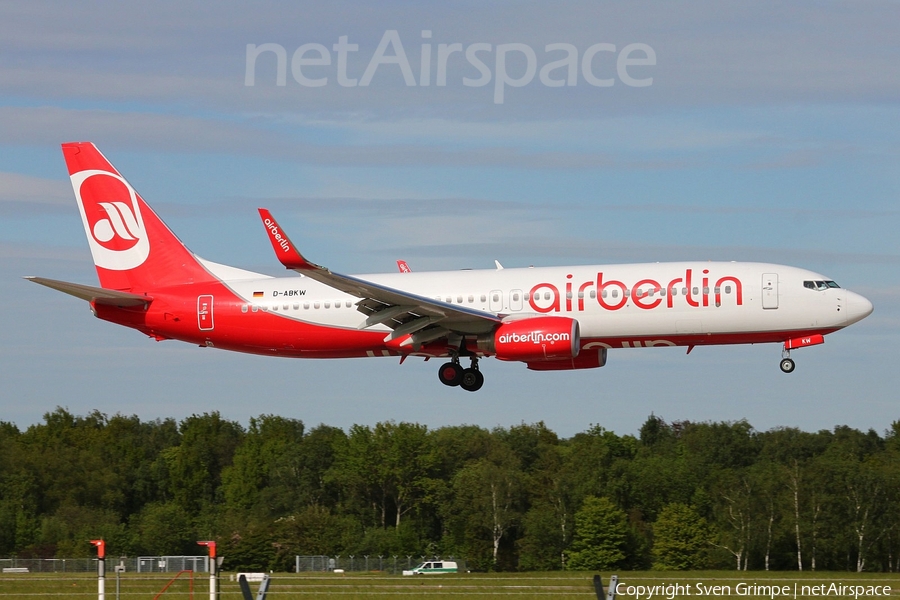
[
  {"left": 294, "top": 555, "right": 465, "bottom": 575},
  {"left": 0, "top": 555, "right": 209, "bottom": 574}
]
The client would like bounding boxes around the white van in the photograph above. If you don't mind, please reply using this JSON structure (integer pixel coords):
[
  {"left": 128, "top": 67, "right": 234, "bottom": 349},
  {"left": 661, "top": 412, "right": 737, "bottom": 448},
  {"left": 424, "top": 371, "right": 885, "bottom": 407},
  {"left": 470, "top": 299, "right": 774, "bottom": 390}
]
[{"left": 402, "top": 560, "right": 458, "bottom": 576}]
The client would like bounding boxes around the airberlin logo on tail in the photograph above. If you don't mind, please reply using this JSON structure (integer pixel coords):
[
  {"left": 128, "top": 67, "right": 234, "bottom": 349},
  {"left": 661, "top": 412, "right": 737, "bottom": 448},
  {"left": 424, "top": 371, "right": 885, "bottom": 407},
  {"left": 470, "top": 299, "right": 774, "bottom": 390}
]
[
  {"left": 93, "top": 202, "right": 142, "bottom": 245},
  {"left": 71, "top": 169, "right": 149, "bottom": 271},
  {"left": 264, "top": 218, "right": 291, "bottom": 252}
]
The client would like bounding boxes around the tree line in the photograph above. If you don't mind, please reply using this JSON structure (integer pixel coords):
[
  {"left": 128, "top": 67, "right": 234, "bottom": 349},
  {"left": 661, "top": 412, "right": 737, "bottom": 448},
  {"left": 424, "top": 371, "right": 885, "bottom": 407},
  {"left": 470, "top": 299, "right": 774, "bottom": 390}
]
[{"left": 0, "top": 408, "right": 898, "bottom": 572}]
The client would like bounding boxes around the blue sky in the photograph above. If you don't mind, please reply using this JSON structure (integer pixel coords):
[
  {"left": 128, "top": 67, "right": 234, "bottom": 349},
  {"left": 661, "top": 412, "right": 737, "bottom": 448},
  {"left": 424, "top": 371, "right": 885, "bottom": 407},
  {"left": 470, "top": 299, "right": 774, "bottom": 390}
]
[{"left": 1, "top": 1, "right": 898, "bottom": 437}]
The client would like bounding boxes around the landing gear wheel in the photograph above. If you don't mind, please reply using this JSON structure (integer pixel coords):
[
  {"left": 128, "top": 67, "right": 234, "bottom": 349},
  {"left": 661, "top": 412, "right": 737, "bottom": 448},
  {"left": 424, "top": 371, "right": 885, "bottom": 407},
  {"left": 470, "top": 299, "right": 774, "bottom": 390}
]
[
  {"left": 438, "top": 362, "right": 464, "bottom": 386},
  {"left": 460, "top": 368, "right": 485, "bottom": 392},
  {"left": 780, "top": 358, "right": 795, "bottom": 373}
]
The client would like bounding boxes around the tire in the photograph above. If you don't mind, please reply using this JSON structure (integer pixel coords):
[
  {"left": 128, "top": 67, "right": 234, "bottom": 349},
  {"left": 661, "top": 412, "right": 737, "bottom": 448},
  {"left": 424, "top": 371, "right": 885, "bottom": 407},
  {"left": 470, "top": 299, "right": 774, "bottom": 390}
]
[
  {"left": 780, "top": 358, "right": 795, "bottom": 373},
  {"left": 438, "top": 362, "right": 464, "bottom": 386},
  {"left": 460, "top": 368, "right": 485, "bottom": 392}
]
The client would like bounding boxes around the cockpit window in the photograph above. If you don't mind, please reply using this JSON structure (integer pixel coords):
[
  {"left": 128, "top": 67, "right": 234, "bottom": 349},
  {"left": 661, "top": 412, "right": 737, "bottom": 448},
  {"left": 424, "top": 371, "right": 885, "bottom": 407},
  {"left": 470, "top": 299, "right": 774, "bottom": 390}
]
[{"left": 803, "top": 280, "right": 841, "bottom": 291}]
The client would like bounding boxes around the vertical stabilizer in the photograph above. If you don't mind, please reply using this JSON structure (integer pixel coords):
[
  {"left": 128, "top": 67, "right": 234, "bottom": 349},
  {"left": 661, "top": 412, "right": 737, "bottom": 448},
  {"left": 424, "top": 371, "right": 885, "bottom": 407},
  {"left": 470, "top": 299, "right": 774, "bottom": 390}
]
[{"left": 62, "top": 142, "right": 216, "bottom": 292}]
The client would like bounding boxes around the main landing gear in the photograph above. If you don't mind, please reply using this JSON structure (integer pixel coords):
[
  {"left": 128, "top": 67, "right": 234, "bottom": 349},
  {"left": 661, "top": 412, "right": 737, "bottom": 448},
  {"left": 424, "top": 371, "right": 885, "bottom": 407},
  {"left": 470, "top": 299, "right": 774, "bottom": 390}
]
[{"left": 438, "top": 356, "right": 484, "bottom": 392}]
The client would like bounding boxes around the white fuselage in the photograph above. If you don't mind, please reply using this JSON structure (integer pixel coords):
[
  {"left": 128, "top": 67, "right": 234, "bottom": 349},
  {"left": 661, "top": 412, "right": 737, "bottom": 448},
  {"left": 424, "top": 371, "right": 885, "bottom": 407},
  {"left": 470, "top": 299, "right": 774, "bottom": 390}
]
[{"left": 220, "top": 261, "right": 870, "bottom": 347}]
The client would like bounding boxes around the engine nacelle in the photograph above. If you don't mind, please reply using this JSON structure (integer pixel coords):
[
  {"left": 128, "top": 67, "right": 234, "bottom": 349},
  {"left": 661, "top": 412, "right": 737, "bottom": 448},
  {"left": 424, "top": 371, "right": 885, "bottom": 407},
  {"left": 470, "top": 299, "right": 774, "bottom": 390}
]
[{"left": 480, "top": 316, "right": 580, "bottom": 362}]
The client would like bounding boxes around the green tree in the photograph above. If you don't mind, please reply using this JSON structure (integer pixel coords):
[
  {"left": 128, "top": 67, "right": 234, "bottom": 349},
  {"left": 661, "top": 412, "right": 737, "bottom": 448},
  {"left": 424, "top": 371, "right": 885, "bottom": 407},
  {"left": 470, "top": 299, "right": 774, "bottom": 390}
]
[
  {"left": 566, "top": 496, "right": 628, "bottom": 571},
  {"left": 652, "top": 503, "right": 709, "bottom": 570},
  {"left": 333, "top": 421, "right": 433, "bottom": 529},
  {"left": 160, "top": 412, "right": 243, "bottom": 513},
  {"left": 222, "top": 415, "right": 305, "bottom": 515},
  {"left": 131, "top": 501, "right": 196, "bottom": 555},
  {"left": 444, "top": 439, "right": 523, "bottom": 571}
]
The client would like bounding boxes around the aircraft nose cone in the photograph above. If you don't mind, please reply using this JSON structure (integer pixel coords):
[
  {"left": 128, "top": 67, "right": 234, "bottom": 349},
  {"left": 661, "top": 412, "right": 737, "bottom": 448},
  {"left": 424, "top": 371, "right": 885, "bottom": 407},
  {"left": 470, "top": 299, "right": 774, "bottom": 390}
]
[{"left": 846, "top": 292, "right": 874, "bottom": 325}]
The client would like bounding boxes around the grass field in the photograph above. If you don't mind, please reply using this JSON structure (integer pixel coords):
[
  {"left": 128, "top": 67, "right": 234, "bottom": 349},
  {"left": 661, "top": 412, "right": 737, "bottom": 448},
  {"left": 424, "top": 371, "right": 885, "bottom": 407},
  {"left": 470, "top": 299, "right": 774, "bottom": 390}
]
[{"left": 0, "top": 570, "right": 897, "bottom": 599}]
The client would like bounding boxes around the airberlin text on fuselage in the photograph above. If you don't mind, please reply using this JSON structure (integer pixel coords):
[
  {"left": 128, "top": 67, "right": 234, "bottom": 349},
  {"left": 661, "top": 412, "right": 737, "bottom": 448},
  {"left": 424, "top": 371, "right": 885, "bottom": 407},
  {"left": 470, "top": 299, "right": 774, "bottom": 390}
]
[
  {"left": 264, "top": 218, "right": 291, "bottom": 253},
  {"left": 529, "top": 268, "right": 743, "bottom": 313}
]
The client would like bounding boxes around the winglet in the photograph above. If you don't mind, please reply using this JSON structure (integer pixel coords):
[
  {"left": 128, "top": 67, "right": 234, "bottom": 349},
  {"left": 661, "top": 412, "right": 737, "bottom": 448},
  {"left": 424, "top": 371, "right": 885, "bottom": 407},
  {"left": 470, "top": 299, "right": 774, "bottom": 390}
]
[{"left": 258, "top": 209, "right": 318, "bottom": 270}]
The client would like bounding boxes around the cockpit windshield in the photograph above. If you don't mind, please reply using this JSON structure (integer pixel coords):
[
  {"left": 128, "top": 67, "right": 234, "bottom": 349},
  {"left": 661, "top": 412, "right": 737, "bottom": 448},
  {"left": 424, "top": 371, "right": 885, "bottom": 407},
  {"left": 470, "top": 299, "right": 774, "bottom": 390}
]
[{"left": 803, "top": 280, "right": 840, "bottom": 291}]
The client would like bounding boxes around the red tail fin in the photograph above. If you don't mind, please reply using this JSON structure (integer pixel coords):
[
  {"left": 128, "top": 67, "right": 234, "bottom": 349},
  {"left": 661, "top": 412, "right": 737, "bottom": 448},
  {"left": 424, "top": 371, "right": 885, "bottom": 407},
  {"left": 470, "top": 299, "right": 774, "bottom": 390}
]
[{"left": 62, "top": 142, "right": 215, "bottom": 292}]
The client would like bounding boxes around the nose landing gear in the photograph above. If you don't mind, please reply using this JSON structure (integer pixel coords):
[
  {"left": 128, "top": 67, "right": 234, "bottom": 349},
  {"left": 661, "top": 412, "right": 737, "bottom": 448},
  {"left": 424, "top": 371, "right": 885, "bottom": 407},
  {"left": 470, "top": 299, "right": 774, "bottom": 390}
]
[
  {"left": 780, "top": 346, "right": 795, "bottom": 373},
  {"left": 438, "top": 355, "right": 484, "bottom": 392}
]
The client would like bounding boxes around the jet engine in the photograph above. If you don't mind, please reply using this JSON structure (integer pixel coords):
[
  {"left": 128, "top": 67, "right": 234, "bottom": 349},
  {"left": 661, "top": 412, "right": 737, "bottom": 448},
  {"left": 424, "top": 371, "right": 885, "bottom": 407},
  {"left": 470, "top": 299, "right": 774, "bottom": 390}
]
[{"left": 479, "top": 316, "right": 580, "bottom": 362}]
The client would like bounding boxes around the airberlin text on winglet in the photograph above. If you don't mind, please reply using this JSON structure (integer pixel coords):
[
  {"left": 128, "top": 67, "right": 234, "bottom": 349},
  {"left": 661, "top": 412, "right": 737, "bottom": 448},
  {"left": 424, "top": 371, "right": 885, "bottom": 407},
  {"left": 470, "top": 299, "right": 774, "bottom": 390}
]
[
  {"left": 529, "top": 268, "right": 743, "bottom": 313},
  {"left": 263, "top": 217, "right": 291, "bottom": 253}
]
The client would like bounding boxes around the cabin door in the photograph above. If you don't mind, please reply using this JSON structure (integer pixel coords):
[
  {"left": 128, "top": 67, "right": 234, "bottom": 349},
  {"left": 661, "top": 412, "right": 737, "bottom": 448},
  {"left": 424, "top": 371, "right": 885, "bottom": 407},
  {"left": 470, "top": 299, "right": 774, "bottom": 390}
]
[{"left": 761, "top": 274, "right": 778, "bottom": 309}]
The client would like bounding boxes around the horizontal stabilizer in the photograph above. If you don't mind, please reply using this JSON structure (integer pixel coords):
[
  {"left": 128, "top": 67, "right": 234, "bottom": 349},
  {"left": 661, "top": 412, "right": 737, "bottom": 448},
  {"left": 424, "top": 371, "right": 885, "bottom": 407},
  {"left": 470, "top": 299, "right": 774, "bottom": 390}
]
[{"left": 24, "top": 277, "right": 152, "bottom": 307}]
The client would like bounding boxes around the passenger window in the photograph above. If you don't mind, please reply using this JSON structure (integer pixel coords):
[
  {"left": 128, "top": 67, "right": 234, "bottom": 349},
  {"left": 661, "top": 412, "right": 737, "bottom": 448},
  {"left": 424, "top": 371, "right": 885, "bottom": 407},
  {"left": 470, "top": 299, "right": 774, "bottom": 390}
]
[
  {"left": 241, "top": 304, "right": 248, "bottom": 313},
  {"left": 252, "top": 305, "right": 259, "bottom": 312},
  {"left": 611, "top": 290, "right": 618, "bottom": 298},
  {"left": 692, "top": 287, "right": 698, "bottom": 295},
  {"left": 304, "top": 302, "right": 310, "bottom": 309},
  {"left": 482, "top": 294, "right": 488, "bottom": 302},
  {"left": 314, "top": 302, "right": 320, "bottom": 309},
  {"left": 324, "top": 302, "right": 331, "bottom": 308},
  {"left": 590, "top": 290, "right": 596, "bottom": 298},
  {"left": 469, "top": 295, "right": 475, "bottom": 303},
  {"left": 725, "top": 286, "right": 731, "bottom": 294}
]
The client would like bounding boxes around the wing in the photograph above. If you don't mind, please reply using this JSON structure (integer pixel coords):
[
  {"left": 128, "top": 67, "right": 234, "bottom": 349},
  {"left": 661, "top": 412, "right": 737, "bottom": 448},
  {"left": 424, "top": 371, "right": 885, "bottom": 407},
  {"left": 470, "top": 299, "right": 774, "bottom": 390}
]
[
  {"left": 25, "top": 276, "right": 152, "bottom": 307},
  {"left": 258, "top": 209, "right": 501, "bottom": 348}
]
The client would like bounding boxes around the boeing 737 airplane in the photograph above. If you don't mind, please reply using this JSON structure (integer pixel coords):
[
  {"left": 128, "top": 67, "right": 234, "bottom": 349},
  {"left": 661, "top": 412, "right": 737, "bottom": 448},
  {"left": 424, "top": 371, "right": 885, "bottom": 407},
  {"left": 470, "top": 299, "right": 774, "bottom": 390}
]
[{"left": 27, "top": 142, "right": 873, "bottom": 392}]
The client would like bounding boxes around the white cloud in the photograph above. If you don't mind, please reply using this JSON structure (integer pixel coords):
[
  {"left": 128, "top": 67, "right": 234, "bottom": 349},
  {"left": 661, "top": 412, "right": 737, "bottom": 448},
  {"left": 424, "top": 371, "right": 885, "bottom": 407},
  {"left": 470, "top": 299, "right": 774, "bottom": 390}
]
[{"left": 0, "top": 172, "right": 70, "bottom": 204}]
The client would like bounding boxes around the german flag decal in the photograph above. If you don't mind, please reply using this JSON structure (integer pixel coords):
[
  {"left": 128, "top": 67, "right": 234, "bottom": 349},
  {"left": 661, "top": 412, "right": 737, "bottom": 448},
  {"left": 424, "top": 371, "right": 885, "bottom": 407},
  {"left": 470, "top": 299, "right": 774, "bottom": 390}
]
[{"left": 253, "top": 291, "right": 264, "bottom": 298}]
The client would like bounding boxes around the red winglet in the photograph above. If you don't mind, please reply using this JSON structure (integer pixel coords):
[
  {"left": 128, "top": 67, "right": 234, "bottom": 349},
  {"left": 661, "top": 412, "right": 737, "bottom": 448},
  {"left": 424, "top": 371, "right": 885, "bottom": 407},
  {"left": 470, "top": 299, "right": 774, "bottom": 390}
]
[{"left": 258, "top": 209, "right": 316, "bottom": 270}]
